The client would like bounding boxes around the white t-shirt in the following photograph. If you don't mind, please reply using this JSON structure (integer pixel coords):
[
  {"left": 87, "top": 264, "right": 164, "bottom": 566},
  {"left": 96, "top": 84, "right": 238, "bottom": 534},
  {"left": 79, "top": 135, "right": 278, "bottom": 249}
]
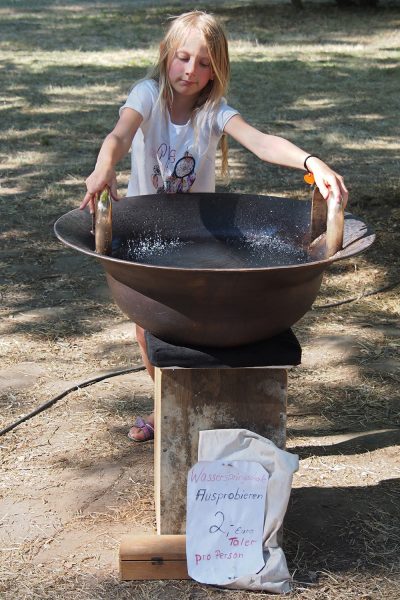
[{"left": 120, "top": 79, "right": 239, "bottom": 196}]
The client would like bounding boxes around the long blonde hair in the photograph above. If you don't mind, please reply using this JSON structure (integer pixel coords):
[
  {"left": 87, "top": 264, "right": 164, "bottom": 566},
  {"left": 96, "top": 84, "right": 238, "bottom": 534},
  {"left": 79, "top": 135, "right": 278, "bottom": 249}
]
[{"left": 149, "top": 11, "right": 231, "bottom": 177}]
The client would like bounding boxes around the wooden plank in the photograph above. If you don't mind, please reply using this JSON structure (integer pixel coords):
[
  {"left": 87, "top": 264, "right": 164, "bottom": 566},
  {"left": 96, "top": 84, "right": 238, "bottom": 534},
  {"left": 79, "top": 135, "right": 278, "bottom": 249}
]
[{"left": 154, "top": 367, "right": 287, "bottom": 534}]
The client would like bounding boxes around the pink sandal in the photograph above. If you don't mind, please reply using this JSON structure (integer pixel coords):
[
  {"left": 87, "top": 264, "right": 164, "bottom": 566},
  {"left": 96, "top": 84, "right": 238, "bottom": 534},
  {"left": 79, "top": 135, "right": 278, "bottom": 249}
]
[{"left": 128, "top": 417, "right": 154, "bottom": 442}]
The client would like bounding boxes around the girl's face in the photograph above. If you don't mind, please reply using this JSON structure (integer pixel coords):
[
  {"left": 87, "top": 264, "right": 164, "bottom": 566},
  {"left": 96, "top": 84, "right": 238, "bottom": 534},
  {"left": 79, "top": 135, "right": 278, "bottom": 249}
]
[{"left": 168, "top": 29, "right": 214, "bottom": 98}]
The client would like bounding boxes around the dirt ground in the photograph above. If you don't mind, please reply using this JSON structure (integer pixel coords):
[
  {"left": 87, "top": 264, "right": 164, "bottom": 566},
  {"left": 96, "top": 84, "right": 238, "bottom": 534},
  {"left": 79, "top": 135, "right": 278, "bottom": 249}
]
[{"left": 1, "top": 1, "right": 399, "bottom": 599}]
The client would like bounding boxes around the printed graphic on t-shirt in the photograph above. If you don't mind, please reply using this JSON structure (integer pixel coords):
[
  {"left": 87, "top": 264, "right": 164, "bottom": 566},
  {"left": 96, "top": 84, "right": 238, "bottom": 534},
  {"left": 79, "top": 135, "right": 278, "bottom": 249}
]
[{"left": 152, "top": 149, "right": 197, "bottom": 194}]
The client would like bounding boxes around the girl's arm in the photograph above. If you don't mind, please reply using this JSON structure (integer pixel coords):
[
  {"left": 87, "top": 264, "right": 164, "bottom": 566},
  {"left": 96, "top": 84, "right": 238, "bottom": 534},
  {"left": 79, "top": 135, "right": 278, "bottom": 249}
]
[
  {"left": 81, "top": 108, "right": 143, "bottom": 212},
  {"left": 224, "top": 115, "right": 348, "bottom": 205}
]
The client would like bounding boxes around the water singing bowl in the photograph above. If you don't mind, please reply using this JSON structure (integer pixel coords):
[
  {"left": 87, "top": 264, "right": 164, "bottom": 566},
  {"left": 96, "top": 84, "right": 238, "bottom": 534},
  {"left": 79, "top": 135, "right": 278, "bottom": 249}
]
[{"left": 54, "top": 192, "right": 375, "bottom": 347}]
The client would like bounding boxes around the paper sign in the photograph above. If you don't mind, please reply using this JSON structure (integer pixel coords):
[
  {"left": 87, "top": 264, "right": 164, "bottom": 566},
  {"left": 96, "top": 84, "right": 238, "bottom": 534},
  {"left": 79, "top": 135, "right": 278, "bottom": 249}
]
[{"left": 186, "top": 460, "right": 268, "bottom": 585}]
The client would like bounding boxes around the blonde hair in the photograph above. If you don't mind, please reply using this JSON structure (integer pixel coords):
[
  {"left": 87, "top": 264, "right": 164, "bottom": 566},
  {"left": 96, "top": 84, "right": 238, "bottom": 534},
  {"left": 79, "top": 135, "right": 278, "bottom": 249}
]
[{"left": 149, "top": 10, "right": 231, "bottom": 177}]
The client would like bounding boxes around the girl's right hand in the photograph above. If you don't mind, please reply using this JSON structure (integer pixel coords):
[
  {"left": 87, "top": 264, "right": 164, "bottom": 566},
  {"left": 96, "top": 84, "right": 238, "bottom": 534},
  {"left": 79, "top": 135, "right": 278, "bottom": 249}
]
[
  {"left": 79, "top": 108, "right": 143, "bottom": 211},
  {"left": 80, "top": 166, "right": 120, "bottom": 213}
]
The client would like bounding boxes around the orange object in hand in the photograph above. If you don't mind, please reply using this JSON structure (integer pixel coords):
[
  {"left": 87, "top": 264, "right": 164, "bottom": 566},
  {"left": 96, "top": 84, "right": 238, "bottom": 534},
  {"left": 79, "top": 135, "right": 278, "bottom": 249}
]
[{"left": 304, "top": 171, "right": 315, "bottom": 185}]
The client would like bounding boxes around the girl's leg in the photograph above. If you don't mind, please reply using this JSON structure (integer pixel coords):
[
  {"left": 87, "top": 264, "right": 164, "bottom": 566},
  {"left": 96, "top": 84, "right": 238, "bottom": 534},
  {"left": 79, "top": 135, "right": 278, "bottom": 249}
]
[
  {"left": 135, "top": 325, "right": 155, "bottom": 381},
  {"left": 128, "top": 325, "right": 154, "bottom": 441}
]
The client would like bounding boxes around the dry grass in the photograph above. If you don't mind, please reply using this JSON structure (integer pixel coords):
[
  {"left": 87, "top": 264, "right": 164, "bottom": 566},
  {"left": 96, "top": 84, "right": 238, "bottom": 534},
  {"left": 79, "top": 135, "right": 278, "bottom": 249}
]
[{"left": 1, "top": 1, "right": 399, "bottom": 598}]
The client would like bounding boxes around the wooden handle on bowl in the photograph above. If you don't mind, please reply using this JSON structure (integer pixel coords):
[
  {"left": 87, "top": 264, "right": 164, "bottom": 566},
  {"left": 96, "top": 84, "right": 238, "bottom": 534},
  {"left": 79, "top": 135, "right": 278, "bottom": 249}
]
[
  {"left": 94, "top": 186, "right": 113, "bottom": 255},
  {"left": 310, "top": 186, "right": 344, "bottom": 257},
  {"left": 326, "top": 192, "right": 344, "bottom": 257}
]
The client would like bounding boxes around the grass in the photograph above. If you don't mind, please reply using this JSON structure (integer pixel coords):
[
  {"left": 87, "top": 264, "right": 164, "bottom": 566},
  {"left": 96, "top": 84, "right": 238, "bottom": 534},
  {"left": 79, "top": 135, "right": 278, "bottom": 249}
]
[{"left": 1, "top": 1, "right": 399, "bottom": 599}]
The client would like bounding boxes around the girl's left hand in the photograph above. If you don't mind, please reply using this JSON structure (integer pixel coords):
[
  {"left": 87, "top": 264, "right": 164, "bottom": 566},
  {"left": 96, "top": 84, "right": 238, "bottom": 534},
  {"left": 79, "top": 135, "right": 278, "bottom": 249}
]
[{"left": 306, "top": 156, "right": 348, "bottom": 208}]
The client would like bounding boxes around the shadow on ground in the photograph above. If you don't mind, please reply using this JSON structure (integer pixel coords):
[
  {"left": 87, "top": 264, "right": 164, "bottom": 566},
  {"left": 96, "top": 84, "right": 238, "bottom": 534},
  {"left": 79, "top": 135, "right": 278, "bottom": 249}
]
[{"left": 285, "top": 477, "right": 400, "bottom": 573}]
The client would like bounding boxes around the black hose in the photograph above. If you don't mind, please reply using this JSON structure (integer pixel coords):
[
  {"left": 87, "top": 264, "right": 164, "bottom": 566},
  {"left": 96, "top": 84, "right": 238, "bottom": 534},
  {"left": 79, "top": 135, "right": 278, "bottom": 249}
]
[
  {"left": 0, "top": 365, "right": 145, "bottom": 437},
  {"left": 313, "top": 280, "right": 400, "bottom": 309}
]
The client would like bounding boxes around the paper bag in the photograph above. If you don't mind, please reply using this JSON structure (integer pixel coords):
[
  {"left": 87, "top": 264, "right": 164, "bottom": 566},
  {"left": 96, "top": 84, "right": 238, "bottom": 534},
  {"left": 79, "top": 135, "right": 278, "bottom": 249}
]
[{"left": 197, "top": 429, "right": 299, "bottom": 593}]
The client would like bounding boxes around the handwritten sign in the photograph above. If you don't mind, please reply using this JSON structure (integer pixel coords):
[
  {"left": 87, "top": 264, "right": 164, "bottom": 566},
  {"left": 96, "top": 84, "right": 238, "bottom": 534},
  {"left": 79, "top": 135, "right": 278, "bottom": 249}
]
[{"left": 186, "top": 460, "right": 268, "bottom": 585}]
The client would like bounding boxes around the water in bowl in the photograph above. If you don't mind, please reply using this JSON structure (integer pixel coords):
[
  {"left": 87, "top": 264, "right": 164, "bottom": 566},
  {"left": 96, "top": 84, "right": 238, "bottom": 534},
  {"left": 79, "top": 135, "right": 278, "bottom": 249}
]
[{"left": 112, "top": 229, "right": 312, "bottom": 269}]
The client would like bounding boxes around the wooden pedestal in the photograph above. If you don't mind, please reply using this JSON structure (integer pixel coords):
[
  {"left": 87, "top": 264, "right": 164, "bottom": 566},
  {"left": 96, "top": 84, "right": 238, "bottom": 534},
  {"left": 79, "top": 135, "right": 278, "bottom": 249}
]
[
  {"left": 120, "top": 365, "right": 289, "bottom": 580},
  {"left": 154, "top": 366, "right": 288, "bottom": 535}
]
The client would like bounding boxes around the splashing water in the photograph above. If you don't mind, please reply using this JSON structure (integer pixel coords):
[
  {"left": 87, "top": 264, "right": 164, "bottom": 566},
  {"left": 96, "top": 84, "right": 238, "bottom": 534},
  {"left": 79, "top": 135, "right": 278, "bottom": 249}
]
[
  {"left": 115, "top": 232, "right": 187, "bottom": 262},
  {"left": 240, "top": 230, "right": 308, "bottom": 263},
  {"left": 112, "top": 228, "right": 311, "bottom": 269}
]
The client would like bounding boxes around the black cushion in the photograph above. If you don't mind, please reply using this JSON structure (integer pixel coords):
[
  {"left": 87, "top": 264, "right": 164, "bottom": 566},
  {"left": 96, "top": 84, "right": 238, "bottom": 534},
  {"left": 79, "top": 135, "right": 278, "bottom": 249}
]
[{"left": 145, "top": 329, "right": 301, "bottom": 369}]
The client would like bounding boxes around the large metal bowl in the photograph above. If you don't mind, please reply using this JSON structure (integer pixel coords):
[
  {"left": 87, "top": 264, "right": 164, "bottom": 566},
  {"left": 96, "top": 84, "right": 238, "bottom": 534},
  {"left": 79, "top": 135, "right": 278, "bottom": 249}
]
[{"left": 54, "top": 193, "right": 375, "bottom": 347}]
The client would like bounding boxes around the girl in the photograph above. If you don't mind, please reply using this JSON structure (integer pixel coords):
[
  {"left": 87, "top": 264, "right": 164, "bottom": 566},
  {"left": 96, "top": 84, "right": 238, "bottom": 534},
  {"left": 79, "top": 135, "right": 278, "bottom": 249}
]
[{"left": 81, "top": 10, "right": 348, "bottom": 442}]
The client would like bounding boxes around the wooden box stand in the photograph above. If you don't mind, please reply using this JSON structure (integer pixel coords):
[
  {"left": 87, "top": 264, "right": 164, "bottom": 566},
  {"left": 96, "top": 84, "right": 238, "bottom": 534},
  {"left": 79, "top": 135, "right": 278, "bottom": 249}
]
[
  {"left": 119, "top": 534, "right": 188, "bottom": 580},
  {"left": 120, "top": 365, "right": 288, "bottom": 581}
]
